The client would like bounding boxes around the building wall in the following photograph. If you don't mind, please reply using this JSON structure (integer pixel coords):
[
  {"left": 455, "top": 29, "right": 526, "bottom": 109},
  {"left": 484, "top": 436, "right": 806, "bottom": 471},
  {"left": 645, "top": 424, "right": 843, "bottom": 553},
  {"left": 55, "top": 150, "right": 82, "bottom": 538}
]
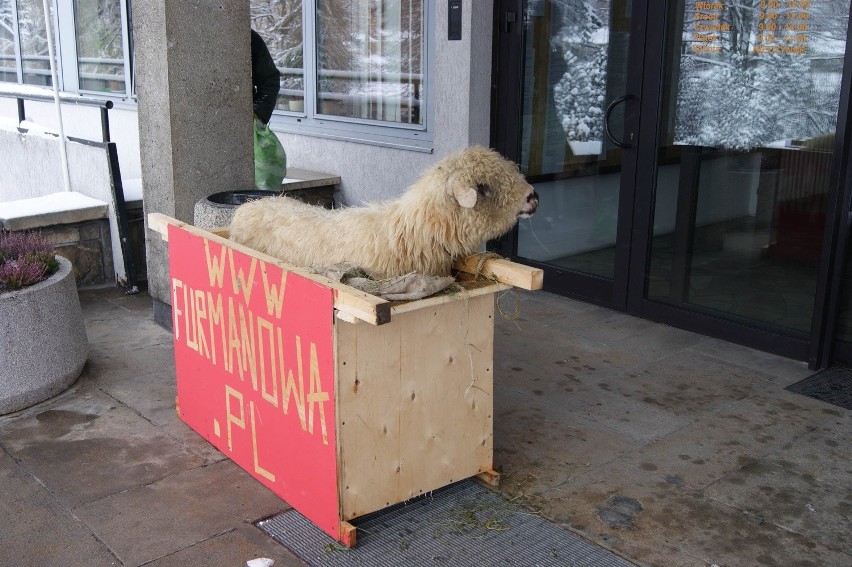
[{"left": 0, "top": 2, "right": 494, "bottom": 208}]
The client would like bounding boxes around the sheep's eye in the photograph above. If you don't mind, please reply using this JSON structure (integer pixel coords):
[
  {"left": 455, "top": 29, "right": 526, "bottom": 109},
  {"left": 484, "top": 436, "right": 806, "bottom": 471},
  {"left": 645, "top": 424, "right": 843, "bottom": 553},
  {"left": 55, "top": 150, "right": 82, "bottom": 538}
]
[{"left": 476, "top": 183, "right": 493, "bottom": 198}]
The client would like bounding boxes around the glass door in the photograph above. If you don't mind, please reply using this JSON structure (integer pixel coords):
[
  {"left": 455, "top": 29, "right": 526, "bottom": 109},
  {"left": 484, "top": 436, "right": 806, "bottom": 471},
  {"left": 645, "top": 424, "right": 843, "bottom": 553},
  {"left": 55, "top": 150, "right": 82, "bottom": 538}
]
[
  {"left": 637, "top": 0, "right": 851, "bottom": 360},
  {"left": 494, "top": 0, "right": 644, "bottom": 307},
  {"left": 494, "top": 0, "right": 852, "bottom": 365}
]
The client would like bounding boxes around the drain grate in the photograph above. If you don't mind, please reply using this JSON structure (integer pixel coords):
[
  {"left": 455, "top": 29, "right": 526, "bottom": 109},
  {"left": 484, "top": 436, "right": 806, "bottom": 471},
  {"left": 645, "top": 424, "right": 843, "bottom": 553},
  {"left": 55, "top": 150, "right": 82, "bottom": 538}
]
[
  {"left": 785, "top": 366, "right": 852, "bottom": 410},
  {"left": 257, "top": 479, "right": 636, "bottom": 567}
]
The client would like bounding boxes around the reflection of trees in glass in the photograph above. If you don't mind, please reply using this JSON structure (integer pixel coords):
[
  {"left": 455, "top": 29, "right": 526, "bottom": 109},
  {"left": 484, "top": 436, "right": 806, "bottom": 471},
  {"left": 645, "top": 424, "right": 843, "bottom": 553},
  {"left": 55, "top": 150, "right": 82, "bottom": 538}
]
[
  {"left": 251, "top": 0, "right": 424, "bottom": 123},
  {"left": 675, "top": 0, "right": 850, "bottom": 150},
  {"left": 530, "top": 0, "right": 608, "bottom": 143},
  {"left": 316, "top": 1, "right": 424, "bottom": 124},
  {"left": 0, "top": 1, "right": 17, "bottom": 82},
  {"left": 251, "top": 0, "right": 304, "bottom": 101},
  {"left": 74, "top": 0, "right": 125, "bottom": 93},
  {"left": 16, "top": 0, "right": 51, "bottom": 86},
  {"left": 552, "top": 2, "right": 607, "bottom": 141}
]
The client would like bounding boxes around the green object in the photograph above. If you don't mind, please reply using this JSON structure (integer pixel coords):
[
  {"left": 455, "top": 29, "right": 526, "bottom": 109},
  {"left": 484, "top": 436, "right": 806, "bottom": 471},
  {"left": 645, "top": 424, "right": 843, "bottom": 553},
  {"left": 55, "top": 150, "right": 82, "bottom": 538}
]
[{"left": 253, "top": 118, "right": 287, "bottom": 191}]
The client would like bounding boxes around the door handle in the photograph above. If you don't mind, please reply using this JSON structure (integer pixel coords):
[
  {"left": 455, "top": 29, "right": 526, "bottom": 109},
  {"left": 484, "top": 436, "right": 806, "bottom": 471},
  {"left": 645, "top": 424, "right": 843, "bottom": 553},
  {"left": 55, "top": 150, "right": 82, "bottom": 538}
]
[{"left": 604, "top": 95, "right": 635, "bottom": 149}]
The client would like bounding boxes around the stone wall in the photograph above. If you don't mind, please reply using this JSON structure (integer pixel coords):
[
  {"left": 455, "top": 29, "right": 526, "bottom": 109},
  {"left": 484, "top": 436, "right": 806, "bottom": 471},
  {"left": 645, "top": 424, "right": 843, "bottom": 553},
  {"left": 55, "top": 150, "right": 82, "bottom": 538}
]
[{"left": 42, "top": 219, "right": 114, "bottom": 287}]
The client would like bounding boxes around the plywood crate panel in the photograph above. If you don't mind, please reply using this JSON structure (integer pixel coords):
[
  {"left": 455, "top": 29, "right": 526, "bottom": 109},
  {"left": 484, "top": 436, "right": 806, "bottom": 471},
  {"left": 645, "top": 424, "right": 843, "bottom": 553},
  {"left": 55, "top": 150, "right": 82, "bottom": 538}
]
[{"left": 336, "top": 294, "right": 495, "bottom": 520}]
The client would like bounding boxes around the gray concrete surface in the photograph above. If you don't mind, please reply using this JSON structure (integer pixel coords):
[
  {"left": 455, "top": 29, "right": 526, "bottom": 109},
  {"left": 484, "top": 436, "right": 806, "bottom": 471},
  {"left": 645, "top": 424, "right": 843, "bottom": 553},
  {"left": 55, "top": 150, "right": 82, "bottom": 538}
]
[
  {"left": 135, "top": 0, "right": 255, "bottom": 313},
  {"left": 0, "top": 286, "right": 850, "bottom": 566}
]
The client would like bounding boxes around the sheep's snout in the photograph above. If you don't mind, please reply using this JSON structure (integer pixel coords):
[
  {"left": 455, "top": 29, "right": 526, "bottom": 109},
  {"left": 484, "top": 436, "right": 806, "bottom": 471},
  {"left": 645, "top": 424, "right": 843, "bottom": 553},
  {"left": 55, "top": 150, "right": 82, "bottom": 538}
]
[{"left": 519, "top": 188, "right": 539, "bottom": 219}]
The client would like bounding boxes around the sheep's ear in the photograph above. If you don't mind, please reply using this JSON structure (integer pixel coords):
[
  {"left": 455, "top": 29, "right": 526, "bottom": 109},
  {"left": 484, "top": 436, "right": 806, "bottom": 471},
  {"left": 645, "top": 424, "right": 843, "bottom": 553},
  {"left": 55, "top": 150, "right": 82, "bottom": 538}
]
[{"left": 453, "top": 185, "right": 478, "bottom": 208}]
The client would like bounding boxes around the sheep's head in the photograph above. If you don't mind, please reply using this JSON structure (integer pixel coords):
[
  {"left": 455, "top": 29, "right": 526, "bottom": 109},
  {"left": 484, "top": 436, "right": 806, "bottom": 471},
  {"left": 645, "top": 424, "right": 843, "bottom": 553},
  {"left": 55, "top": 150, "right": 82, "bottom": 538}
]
[{"left": 443, "top": 146, "right": 539, "bottom": 243}]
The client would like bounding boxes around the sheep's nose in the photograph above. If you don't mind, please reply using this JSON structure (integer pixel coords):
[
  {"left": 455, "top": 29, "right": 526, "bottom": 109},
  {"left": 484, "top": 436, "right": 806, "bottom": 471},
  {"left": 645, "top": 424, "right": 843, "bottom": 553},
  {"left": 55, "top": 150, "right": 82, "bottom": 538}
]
[{"left": 519, "top": 189, "right": 539, "bottom": 218}]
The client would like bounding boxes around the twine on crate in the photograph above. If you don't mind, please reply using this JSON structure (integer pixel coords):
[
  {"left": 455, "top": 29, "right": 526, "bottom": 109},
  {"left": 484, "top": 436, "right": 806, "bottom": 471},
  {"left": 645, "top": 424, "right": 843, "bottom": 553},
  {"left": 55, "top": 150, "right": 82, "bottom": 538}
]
[{"left": 466, "top": 252, "right": 522, "bottom": 321}]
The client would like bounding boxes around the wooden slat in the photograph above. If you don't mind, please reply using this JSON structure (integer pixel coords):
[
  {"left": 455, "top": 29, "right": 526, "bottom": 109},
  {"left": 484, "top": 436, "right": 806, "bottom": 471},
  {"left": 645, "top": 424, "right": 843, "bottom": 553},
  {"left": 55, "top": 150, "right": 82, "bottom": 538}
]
[
  {"left": 147, "top": 213, "right": 391, "bottom": 325},
  {"left": 454, "top": 254, "right": 543, "bottom": 290},
  {"left": 396, "top": 295, "right": 494, "bottom": 499},
  {"left": 335, "top": 314, "right": 403, "bottom": 520},
  {"left": 475, "top": 469, "right": 501, "bottom": 488},
  {"left": 207, "top": 226, "right": 231, "bottom": 238},
  {"left": 389, "top": 282, "right": 511, "bottom": 316},
  {"left": 339, "top": 521, "right": 357, "bottom": 547}
]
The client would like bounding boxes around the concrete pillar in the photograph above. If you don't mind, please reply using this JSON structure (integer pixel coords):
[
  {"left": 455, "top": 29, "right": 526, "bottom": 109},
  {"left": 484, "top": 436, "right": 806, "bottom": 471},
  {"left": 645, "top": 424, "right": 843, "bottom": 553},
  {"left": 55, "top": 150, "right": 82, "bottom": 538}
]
[{"left": 135, "top": 0, "right": 254, "bottom": 327}]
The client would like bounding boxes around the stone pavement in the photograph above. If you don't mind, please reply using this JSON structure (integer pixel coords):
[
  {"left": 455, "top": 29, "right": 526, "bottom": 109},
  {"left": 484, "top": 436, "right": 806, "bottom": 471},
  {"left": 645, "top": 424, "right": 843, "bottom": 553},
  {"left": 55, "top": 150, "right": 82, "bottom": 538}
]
[{"left": 1, "top": 286, "right": 850, "bottom": 566}]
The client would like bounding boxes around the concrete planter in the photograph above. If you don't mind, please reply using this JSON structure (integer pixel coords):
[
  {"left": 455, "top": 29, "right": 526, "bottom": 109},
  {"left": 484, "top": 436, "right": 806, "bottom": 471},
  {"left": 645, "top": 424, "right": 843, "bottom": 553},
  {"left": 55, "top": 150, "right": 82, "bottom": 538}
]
[
  {"left": 0, "top": 256, "right": 88, "bottom": 414},
  {"left": 193, "top": 190, "right": 275, "bottom": 229}
]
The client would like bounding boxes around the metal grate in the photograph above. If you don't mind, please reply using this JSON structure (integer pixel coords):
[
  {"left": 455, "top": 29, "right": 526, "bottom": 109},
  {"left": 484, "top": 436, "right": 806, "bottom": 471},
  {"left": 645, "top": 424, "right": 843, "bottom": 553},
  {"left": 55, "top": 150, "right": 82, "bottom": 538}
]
[
  {"left": 785, "top": 366, "right": 852, "bottom": 410},
  {"left": 257, "top": 480, "right": 637, "bottom": 567}
]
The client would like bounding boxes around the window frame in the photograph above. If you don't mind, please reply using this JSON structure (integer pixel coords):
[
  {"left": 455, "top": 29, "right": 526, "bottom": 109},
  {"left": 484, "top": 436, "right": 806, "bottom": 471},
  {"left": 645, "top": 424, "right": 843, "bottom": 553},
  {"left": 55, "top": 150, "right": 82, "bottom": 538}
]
[
  {"left": 266, "top": 0, "right": 435, "bottom": 153},
  {"left": 1, "top": 0, "right": 134, "bottom": 100}
]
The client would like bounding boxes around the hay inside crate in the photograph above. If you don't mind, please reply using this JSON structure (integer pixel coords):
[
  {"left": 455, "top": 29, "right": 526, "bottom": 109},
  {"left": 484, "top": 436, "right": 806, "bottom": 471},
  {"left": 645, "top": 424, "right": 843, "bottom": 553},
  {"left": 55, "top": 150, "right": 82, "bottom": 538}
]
[{"left": 148, "top": 213, "right": 542, "bottom": 546}]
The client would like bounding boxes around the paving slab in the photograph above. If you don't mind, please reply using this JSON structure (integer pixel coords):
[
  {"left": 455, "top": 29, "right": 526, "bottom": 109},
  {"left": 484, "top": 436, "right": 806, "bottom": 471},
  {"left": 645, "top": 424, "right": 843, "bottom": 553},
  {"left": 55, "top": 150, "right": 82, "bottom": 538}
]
[
  {"left": 494, "top": 387, "right": 636, "bottom": 499},
  {"left": 143, "top": 523, "right": 308, "bottom": 567},
  {"left": 0, "top": 381, "right": 206, "bottom": 507},
  {"left": 83, "top": 314, "right": 172, "bottom": 353},
  {"left": 508, "top": 288, "right": 602, "bottom": 322},
  {"left": 604, "top": 350, "right": 776, "bottom": 417},
  {"left": 78, "top": 287, "right": 153, "bottom": 322},
  {"left": 0, "top": 448, "right": 119, "bottom": 567},
  {"left": 769, "top": 410, "right": 852, "bottom": 488},
  {"left": 74, "top": 460, "right": 290, "bottom": 566},
  {"left": 706, "top": 459, "right": 852, "bottom": 557},
  {"left": 622, "top": 390, "right": 841, "bottom": 490},
  {"left": 690, "top": 337, "right": 813, "bottom": 386},
  {"left": 532, "top": 459, "right": 852, "bottom": 567}
]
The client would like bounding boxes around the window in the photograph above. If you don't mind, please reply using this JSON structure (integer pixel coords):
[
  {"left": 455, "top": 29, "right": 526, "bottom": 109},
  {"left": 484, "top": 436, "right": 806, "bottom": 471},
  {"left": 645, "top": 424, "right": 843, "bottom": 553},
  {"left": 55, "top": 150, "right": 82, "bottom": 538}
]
[
  {"left": 0, "top": 0, "right": 52, "bottom": 86},
  {"left": 72, "top": 0, "right": 128, "bottom": 94},
  {"left": 0, "top": 0, "right": 133, "bottom": 96},
  {"left": 0, "top": 1, "right": 19, "bottom": 83},
  {"left": 252, "top": 0, "right": 432, "bottom": 150}
]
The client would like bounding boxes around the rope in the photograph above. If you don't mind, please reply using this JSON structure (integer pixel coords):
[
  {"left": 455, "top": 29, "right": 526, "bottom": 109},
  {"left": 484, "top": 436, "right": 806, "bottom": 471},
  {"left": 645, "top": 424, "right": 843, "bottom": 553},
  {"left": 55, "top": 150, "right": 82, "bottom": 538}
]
[{"left": 466, "top": 252, "right": 522, "bottom": 321}]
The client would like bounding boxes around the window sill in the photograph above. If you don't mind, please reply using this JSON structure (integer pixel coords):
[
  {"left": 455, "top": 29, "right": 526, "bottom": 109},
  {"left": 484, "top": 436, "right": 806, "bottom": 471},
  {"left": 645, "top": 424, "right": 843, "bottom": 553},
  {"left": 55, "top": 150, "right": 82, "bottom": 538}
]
[{"left": 270, "top": 116, "right": 434, "bottom": 154}]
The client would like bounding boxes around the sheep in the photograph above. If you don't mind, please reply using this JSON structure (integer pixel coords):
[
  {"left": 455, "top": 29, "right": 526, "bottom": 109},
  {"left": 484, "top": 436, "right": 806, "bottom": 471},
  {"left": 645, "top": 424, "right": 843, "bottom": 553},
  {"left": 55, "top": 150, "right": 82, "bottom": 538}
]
[{"left": 229, "top": 145, "right": 539, "bottom": 279}]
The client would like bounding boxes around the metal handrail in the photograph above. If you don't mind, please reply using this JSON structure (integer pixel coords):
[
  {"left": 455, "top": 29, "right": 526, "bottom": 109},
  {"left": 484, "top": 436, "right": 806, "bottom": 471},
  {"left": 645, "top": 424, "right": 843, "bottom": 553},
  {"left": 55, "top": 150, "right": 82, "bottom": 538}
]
[{"left": 0, "top": 83, "right": 113, "bottom": 142}]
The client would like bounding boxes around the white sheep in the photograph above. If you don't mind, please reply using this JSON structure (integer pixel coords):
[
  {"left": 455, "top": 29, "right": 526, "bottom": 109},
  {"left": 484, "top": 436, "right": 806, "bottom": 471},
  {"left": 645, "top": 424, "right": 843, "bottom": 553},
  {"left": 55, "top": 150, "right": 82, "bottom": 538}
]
[{"left": 229, "top": 146, "right": 539, "bottom": 279}]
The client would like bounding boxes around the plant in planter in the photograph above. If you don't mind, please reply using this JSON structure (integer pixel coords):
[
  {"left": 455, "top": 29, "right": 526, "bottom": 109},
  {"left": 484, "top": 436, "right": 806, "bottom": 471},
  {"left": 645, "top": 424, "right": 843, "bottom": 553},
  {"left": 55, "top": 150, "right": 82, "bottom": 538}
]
[
  {"left": 0, "top": 230, "right": 60, "bottom": 292},
  {"left": 0, "top": 229, "right": 88, "bottom": 415}
]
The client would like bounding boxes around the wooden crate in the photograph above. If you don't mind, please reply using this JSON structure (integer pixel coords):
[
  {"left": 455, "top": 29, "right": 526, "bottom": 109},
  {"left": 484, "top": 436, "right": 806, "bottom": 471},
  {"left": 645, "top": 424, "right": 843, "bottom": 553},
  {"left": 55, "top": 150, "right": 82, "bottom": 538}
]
[{"left": 148, "top": 213, "right": 542, "bottom": 546}]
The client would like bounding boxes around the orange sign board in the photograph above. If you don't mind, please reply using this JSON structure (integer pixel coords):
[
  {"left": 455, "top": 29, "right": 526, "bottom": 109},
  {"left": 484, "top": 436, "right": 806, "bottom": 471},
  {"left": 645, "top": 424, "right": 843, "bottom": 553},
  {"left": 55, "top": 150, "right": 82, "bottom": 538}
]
[{"left": 168, "top": 225, "right": 340, "bottom": 539}]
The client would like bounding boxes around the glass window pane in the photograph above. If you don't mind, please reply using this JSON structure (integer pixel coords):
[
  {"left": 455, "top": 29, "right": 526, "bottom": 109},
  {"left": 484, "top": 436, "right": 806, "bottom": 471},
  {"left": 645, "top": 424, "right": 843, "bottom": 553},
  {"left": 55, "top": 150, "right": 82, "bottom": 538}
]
[
  {"left": 0, "top": 0, "right": 17, "bottom": 82},
  {"left": 647, "top": 0, "right": 850, "bottom": 334},
  {"left": 315, "top": 0, "right": 425, "bottom": 125},
  {"left": 516, "top": 0, "right": 628, "bottom": 280},
  {"left": 251, "top": 0, "right": 304, "bottom": 112},
  {"left": 74, "top": 0, "right": 125, "bottom": 93},
  {"left": 17, "top": 0, "right": 51, "bottom": 86}
]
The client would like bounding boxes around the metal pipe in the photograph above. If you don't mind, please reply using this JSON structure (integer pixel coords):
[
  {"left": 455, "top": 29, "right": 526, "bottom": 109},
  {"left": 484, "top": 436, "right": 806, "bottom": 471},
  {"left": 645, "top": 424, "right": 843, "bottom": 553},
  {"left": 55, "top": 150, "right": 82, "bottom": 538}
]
[{"left": 41, "top": 0, "right": 72, "bottom": 193}]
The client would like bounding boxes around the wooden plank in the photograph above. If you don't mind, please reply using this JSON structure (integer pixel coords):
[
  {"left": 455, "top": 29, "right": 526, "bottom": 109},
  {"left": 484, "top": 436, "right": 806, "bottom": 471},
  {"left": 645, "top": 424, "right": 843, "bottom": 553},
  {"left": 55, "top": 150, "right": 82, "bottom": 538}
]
[
  {"left": 389, "top": 282, "right": 511, "bottom": 316},
  {"left": 396, "top": 295, "right": 494, "bottom": 499},
  {"left": 146, "top": 213, "right": 391, "bottom": 325},
  {"left": 475, "top": 469, "right": 501, "bottom": 488},
  {"left": 207, "top": 226, "right": 230, "bottom": 238},
  {"left": 454, "top": 254, "right": 544, "bottom": 290},
  {"left": 335, "top": 315, "right": 403, "bottom": 521},
  {"left": 147, "top": 211, "right": 174, "bottom": 240},
  {"left": 339, "top": 521, "right": 357, "bottom": 548}
]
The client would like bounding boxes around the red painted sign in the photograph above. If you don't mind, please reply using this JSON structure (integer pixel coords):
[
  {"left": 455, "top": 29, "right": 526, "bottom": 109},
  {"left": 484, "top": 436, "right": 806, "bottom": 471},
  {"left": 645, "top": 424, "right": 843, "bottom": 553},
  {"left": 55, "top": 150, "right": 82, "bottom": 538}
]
[{"left": 168, "top": 225, "right": 340, "bottom": 538}]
